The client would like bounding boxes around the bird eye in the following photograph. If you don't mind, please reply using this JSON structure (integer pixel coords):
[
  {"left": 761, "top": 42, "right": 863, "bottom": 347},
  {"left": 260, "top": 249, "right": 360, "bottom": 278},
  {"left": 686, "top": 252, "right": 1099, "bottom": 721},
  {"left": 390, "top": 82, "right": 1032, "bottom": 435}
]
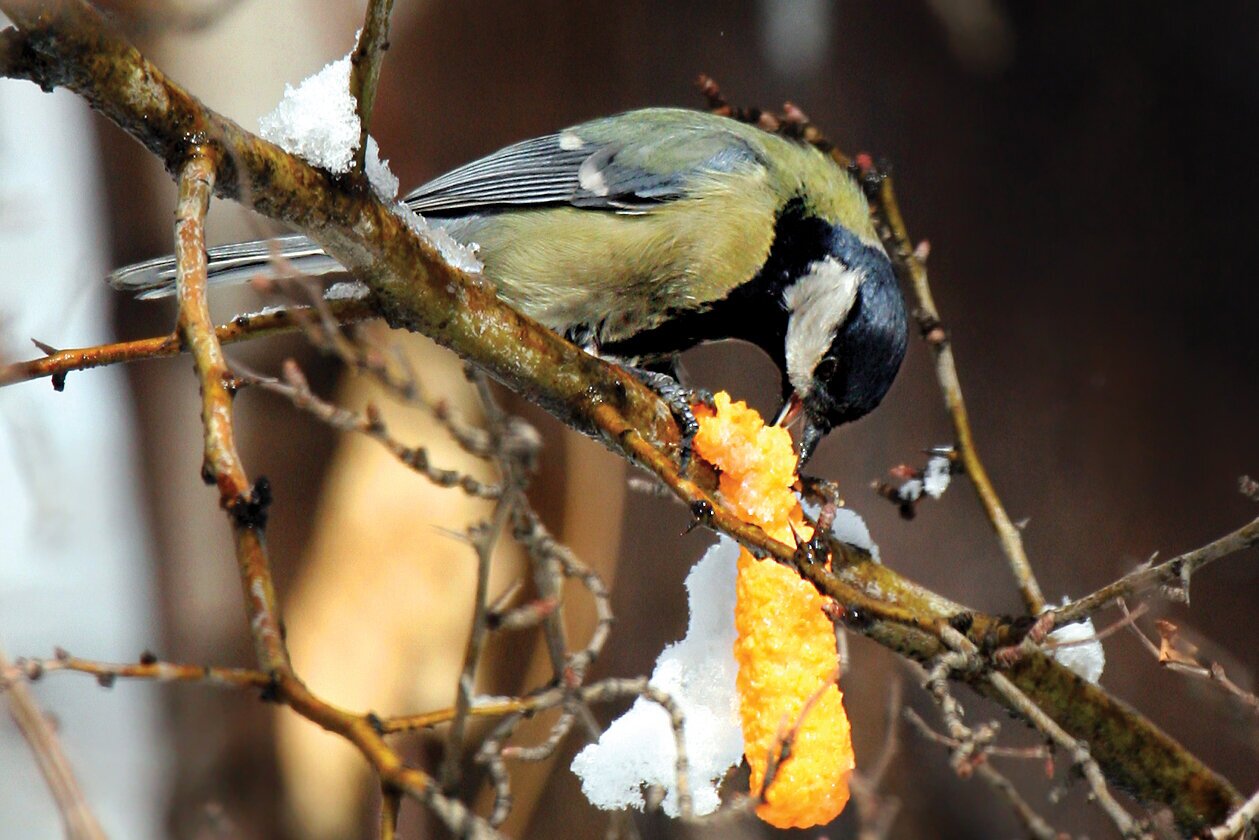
[{"left": 814, "top": 357, "right": 839, "bottom": 382}]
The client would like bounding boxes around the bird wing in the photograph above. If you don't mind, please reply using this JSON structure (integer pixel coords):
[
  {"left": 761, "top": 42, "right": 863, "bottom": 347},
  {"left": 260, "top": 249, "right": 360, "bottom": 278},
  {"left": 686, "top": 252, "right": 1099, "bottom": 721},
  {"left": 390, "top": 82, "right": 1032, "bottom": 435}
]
[{"left": 403, "top": 110, "right": 765, "bottom": 215}]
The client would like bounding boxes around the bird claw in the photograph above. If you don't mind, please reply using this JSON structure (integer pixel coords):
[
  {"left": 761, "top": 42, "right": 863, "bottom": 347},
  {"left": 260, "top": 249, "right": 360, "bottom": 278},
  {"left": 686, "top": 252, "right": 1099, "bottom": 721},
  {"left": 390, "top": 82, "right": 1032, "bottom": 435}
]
[
  {"left": 788, "top": 521, "right": 831, "bottom": 566},
  {"left": 629, "top": 367, "right": 707, "bottom": 470},
  {"left": 682, "top": 499, "right": 714, "bottom": 535},
  {"left": 689, "top": 385, "right": 717, "bottom": 411}
]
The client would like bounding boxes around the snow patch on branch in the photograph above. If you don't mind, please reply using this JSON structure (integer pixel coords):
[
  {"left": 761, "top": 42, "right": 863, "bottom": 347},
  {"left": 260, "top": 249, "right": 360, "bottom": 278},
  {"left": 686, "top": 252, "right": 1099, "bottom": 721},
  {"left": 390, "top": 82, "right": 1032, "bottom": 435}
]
[{"left": 258, "top": 51, "right": 399, "bottom": 202}]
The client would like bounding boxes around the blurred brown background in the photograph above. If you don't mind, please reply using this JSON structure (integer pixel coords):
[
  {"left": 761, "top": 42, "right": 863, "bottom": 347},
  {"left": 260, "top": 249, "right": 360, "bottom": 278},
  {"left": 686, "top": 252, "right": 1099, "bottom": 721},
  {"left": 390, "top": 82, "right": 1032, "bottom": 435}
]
[{"left": 65, "top": 0, "right": 1259, "bottom": 837}]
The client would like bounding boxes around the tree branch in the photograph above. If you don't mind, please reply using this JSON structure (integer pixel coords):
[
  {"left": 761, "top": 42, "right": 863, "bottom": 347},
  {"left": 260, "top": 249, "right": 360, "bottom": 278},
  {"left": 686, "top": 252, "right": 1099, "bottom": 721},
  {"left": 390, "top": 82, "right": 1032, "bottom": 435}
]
[
  {"left": 168, "top": 138, "right": 502, "bottom": 839},
  {"left": 0, "top": 647, "right": 107, "bottom": 840},
  {"left": 174, "top": 148, "right": 290, "bottom": 672},
  {"left": 0, "top": 299, "right": 375, "bottom": 389},
  {"left": 3, "top": 0, "right": 677, "bottom": 455},
  {"left": 6, "top": 650, "right": 271, "bottom": 691},
  {"left": 349, "top": 0, "right": 394, "bottom": 171},
  {"left": 1, "top": 5, "right": 1249, "bottom": 834},
  {"left": 1053, "top": 515, "right": 1259, "bottom": 626},
  {"left": 872, "top": 177, "right": 1046, "bottom": 615},
  {"left": 1211, "top": 785, "right": 1259, "bottom": 839}
]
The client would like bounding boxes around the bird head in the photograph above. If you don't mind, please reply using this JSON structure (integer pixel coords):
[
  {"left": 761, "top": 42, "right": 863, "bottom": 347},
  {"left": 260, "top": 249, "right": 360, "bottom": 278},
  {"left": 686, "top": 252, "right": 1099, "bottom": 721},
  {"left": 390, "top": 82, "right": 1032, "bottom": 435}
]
[{"left": 774, "top": 229, "right": 907, "bottom": 467}]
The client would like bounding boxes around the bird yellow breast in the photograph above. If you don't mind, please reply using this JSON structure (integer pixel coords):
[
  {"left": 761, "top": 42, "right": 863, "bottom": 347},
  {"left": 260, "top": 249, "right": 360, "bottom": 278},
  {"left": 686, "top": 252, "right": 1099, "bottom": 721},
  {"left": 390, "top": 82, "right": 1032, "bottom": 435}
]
[{"left": 439, "top": 169, "right": 780, "bottom": 344}]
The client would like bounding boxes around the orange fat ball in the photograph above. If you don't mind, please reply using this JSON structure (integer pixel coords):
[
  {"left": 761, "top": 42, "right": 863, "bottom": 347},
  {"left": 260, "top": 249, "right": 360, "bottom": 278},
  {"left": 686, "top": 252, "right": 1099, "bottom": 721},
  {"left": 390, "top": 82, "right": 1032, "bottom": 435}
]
[{"left": 693, "top": 393, "right": 854, "bottom": 828}]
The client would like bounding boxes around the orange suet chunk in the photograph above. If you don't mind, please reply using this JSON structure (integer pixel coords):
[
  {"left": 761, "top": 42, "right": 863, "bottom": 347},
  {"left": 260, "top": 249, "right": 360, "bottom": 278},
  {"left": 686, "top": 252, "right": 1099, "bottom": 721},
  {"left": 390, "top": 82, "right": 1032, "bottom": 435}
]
[{"left": 693, "top": 392, "right": 854, "bottom": 828}]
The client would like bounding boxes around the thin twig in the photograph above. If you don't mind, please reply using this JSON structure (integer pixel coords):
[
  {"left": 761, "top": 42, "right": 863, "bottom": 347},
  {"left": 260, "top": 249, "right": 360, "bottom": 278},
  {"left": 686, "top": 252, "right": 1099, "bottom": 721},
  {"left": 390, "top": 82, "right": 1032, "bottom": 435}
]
[
  {"left": 849, "top": 770, "right": 902, "bottom": 840},
  {"left": 511, "top": 507, "right": 614, "bottom": 681},
  {"left": 440, "top": 372, "right": 535, "bottom": 790},
  {"left": 990, "top": 667, "right": 1148, "bottom": 838},
  {"left": 379, "top": 782, "right": 401, "bottom": 840},
  {"left": 242, "top": 360, "right": 503, "bottom": 499},
  {"left": 174, "top": 148, "right": 289, "bottom": 673},
  {"left": 0, "top": 298, "right": 374, "bottom": 388},
  {"left": 906, "top": 666, "right": 1064, "bottom": 840},
  {"left": 972, "top": 762, "right": 1060, "bottom": 840},
  {"left": 473, "top": 374, "right": 572, "bottom": 684},
  {"left": 882, "top": 220, "right": 1045, "bottom": 613},
  {"left": 902, "top": 708, "right": 1049, "bottom": 762},
  {"left": 166, "top": 148, "right": 500, "bottom": 836},
  {"left": 376, "top": 504, "right": 615, "bottom": 742},
  {"left": 866, "top": 680, "right": 903, "bottom": 788},
  {"left": 530, "top": 534, "right": 569, "bottom": 682},
  {"left": 1054, "top": 515, "right": 1259, "bottom": 625},
  {"left": 502, "top": 707, "right": 577, "bottom": 762},
  {"left": 921, "top": 656, "right": 994, "bottom": 775},
  {"left": 6, "top": 650, "right": 270, "bottom": 692},
  {"left": 933, "top": 626, "right": 1148, "bottom": 839},
  {"left": 440, "top": 485, "right": 517, "bottom": 790},
  {"left": 907, "top": 671, "right": 1062, "bottom": 839},
  {"left": 1043, "top": 601, "right": 1148, "bottom": 651},
  {"left": 489, "top": 594, "right": 559, "bottom": 632},
  {"left": 1120, "top": 604, "right": 1259, "bottom": 717},
  {"left": 349, "top": 0, "right": 394, "bottom": 172},
  {"left": 473, "top": 676, "right": 692, "bottom": 825},
  {"left": 1211, "top": 785, "right": 1259, "bottom": 839},
  {"left": 586, "top": 677, "right": 692, "bottom": 820},
  {"left": 759, "top": 670, "right": 841, "bottom": 804},
  {"left": 478, "top": 713, "right": 522, "bottom": 827},
  {"left": 0, "top": 647, "right": 107, "bottom": 840},
  {"left": 381, "top": 697, "right": 534, "bottom": 734}
]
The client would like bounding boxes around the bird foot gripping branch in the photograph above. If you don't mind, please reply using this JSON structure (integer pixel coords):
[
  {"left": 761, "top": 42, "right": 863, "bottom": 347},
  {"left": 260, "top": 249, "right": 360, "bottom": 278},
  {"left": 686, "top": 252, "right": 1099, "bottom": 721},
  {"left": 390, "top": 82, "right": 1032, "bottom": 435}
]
[{"left": 627, "top": 367, "right": 715, "bottom": 470}]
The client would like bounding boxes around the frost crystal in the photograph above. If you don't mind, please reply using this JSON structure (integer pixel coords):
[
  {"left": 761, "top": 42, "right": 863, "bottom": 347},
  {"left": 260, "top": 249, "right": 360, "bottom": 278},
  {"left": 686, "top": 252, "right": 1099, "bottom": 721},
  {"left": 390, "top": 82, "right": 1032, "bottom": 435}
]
[
  {"left": 399, "top": 206, "right": 484, "bottom": 275},
  {"left": 324, "top": 281, "right": 369, "bottom": 301},
  {"left": 365, "top": 137, "right": 399, "bottom": 200}
]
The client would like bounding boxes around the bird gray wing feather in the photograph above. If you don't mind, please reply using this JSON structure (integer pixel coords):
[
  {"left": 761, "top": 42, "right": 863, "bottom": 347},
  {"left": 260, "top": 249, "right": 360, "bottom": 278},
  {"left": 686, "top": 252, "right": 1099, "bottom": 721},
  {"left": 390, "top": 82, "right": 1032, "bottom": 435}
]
[{"left": 403, "top": 117, "right": 764, "bottom": 216}]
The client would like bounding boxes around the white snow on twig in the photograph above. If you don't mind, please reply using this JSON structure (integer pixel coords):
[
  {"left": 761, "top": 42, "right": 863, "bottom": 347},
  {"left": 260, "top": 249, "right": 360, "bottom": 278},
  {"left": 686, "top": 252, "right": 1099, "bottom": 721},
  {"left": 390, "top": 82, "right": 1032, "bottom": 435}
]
[
  {"left": 259, "top": 48, "right": 483, "bottom": 273},
  {"left": 572, "top": 538, "right": 744, "bottom": 816}
]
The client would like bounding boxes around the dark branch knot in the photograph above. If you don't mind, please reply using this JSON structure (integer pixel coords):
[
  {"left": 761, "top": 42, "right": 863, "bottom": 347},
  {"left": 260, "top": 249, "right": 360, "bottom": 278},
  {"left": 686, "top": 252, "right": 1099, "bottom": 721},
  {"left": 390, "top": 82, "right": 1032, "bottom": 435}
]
[{"left": 228, "top": 476, "right": 273, "bottom": 529}]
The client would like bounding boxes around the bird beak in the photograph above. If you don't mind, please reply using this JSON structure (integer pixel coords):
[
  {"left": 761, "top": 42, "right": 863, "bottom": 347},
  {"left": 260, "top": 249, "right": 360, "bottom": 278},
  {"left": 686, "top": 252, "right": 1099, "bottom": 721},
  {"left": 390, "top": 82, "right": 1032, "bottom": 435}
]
[
  {"left": 797, "top": 415, "right": 826, "bottom": 468},
  {"left": 775, "top": 393, "right": 826, "bottom": 468},
  {"left": 773, "top": 393, "right": 804, "bottom": 428}
]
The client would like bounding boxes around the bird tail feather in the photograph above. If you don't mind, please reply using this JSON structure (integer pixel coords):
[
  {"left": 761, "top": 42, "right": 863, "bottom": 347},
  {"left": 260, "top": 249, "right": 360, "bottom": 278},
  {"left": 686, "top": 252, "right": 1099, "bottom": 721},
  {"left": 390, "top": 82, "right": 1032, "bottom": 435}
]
[{"left": 106, "top": 234, "right": 343, "bottom": 299}]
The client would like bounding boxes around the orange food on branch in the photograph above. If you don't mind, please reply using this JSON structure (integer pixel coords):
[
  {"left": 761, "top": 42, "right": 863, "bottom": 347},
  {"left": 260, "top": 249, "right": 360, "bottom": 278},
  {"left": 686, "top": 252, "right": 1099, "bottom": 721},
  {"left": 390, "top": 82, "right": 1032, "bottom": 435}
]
[{"left": 693, "top": 392, "right": 854, "bottom": 828}]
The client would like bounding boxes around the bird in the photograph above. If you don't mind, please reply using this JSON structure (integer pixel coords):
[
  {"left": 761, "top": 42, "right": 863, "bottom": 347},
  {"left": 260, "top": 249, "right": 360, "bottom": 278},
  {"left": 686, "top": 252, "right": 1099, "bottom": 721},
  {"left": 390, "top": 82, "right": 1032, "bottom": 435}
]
[{"left": 108, "top": 107, "right": 908, "bottom": 466}]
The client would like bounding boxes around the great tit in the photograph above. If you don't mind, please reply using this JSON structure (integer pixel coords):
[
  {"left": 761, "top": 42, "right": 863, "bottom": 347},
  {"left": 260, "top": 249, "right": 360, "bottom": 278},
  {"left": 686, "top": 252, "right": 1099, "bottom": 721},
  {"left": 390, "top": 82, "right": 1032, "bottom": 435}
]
[{"left": 109, "top": 108, "right": 908, "bottom": 465}]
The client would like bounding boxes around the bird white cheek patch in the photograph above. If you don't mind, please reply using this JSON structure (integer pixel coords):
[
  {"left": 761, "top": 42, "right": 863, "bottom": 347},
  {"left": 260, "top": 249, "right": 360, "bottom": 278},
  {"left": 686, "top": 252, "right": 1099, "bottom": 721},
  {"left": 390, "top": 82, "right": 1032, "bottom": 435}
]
[{"left": 782, "top": 256, "right": 861, "bottom": 394}]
